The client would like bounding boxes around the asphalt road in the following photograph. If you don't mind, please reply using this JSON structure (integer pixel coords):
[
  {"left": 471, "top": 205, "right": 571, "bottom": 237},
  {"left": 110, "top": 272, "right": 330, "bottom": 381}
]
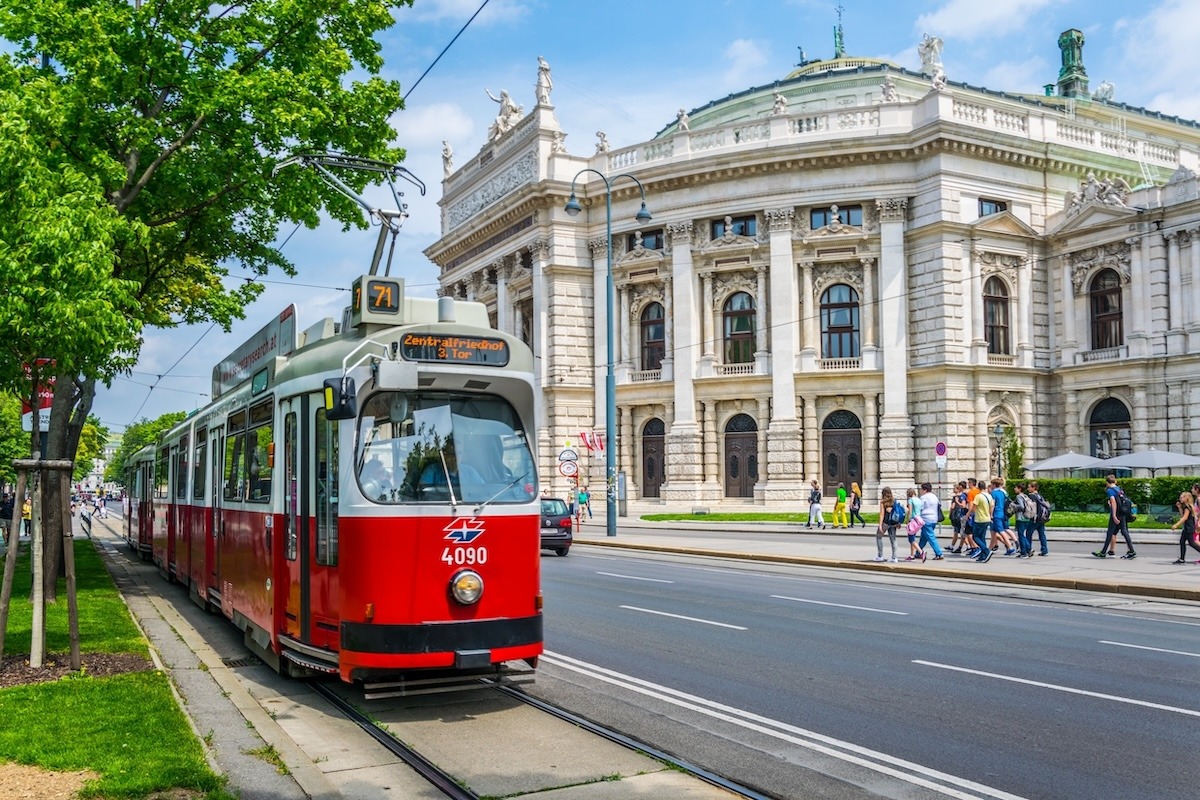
[{"left": 531, "top": 546, "right": 1200, "bottom": 800}]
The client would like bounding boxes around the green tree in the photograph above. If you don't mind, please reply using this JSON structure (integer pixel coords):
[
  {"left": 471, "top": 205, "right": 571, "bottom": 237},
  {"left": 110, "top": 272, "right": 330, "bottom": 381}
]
[
  {"left": 106, "top": 412, "right": 187, "bottom": 484},
  {"left": 0, "top": 0, "right": 411, "bottom": 598},
  {"left": 0, "top": 394, "right": 26, "bottom": 488},
  {"left": 72, "top": 415, "right": 109, "bottom": 484},
  {"left": 1003, "top": 428, "right": 1025, "bottom": 482}
]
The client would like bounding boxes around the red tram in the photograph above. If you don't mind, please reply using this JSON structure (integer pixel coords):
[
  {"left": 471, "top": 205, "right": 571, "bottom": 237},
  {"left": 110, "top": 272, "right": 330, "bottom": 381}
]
[{"left": 124, "top": 275, "right": 543, "bottom": 689}]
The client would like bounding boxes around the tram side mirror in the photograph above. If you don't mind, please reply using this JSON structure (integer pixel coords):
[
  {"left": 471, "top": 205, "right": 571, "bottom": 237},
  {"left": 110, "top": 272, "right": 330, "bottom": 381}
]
[{"left": 324, "top": 377, "right": 357, "bottom": 421}]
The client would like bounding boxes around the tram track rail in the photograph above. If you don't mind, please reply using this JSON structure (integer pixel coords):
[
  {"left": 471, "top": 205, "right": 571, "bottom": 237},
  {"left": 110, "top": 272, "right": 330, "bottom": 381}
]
[
  {"left": 491, "top": 682, "right": 773, "bottom": 800},
  {"left": 310, "top": 681, "right": 479, "bottom": 800}
]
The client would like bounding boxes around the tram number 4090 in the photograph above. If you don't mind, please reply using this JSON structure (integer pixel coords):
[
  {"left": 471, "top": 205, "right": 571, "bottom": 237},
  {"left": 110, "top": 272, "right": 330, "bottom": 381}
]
[{"left": 441, "top": 546, "right": 488, "bottom": 566}]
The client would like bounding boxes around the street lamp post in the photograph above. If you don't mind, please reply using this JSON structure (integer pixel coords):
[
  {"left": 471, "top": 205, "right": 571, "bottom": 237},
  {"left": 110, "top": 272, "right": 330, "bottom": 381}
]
[
  {"left": 565, "top": 170, "right": 651, "bottom": 538},
  {"left": 993, "top": 423, "right": 1005, "bottom": 478}
]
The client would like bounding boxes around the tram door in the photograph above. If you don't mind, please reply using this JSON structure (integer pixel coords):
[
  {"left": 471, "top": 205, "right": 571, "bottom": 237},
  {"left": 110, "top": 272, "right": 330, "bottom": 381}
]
[
  {"left": 209, "top": 426, "right": 224, "bottom": 609},
  {"left": 281, "top": 397, "right": 309, "bottom": 641}
]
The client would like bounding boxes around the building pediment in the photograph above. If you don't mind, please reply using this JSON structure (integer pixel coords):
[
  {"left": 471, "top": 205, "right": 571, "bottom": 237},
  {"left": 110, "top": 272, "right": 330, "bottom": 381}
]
[
  {"left": 799, "top": 222, "right": 869, "bottom": 245},
  {"left": 1048, "top": 202, "right": 1138, "bottom": 237},
  {"left": 970, "top": 210, "right": 1037, "bottom": 238},
  {"left": 699, "top": 233, "right": 761, "bottom": 255}
]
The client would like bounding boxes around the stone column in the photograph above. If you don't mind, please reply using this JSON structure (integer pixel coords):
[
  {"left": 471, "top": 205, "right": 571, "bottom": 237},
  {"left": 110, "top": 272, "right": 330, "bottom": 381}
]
[
  {"left": 756, "top": 395, "right": 770, "bottom": 494},
  {"left": 1166, "top": 232, "right": 1185, "bottom": 354},
  {"left": 699, "top": 270, "right": 716, "bottom": 374},
  {"left": 663, "top": 222, "right": 705, "bottom": 500},
  {"left": 968, "top": 247, "right": 986, "bottom": 363},
  {"left": 1126, "top": 235, "right": 1149, "bottom": 358},
  {"left": 974, "top": 391, "right": 990, "bottom": 477},
  {"left": 1061, "top": 255, "right": 1079, "bottom": 365},
  {"left": 496, "top": 261, "right": 510, "bottom": 333},
  {"left": 662, "top": 276, "right": 675, "bottom": 381},
  {"left": 1018, "top": 256, "right": 1034, "bottom": 367},
  {"left": 1020, "top": 392, "right": 1034, "bottom": 461},
  {"left": 702, "top": 401, "right": 720, "bottom": 489},
  {"left": 802, "top": 394, "right": 818, "bottom": 481},
  {"left": 876, "top": 197, "right": 914, "bottom": 487},
  {"left": 799, "top": 260, "right": 817, "bottom": 370},
  {"left": 1065, "top": 390, "right": 1080, "bottom": 453},
  {"left": 615, "top": 284, "right": 631, "bottom": 383},
  {"left": 589, "top": 237, "right": 609, "bottom": 439},
  {"left": 620, "top": 407, "right": 635, "bottom": 499},
  {"left": 863, "top": 393, "right": 879, "bottom": 488},
  {"left": 860, "top": 257, "right": 878, "bottom": 370},
  {"left": 754, "top": 265, "right": 769, "bottom": 373},
  {"left": 530, "top": 239, "right": 552, "bottom": 487},
  {"left": 619, "top": 285, "right": 632, "bottom": 365},
  {"left": 1190, "top": 230, "right": 1200, "bottom": 351},
  {"left": 1132, "top": 385, "right": 1148, "bottom": 454},
  {"left": 762, "top": 208, "right": 802, "bottom": 502}
]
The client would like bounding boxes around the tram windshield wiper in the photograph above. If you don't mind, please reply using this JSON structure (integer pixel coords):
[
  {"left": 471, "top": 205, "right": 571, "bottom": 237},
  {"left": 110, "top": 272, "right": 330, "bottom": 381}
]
[{"left": 473, "top": 475, "right": 525, "bottom": 516}]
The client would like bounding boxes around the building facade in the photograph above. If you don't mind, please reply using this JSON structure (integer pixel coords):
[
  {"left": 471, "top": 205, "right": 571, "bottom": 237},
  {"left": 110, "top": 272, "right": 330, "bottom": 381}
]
[{"left": 425, "top": 32, "right": 1200, "bottom": 507}]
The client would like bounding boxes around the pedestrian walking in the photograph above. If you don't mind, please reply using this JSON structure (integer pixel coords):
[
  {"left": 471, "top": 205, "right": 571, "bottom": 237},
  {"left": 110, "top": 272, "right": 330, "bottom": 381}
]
[
  {"left": 874, "top": 486, "right": 900, "bottom": 562},
  {"left": 849, "top": 481, "right": 867, "bottom": 528},
  {"left": 1170, "top": 490, "right": 1200, "bottom": 564},
  {"left": 832, "top": 482, "right": 849, "bottom": 528},
  {"left": 1012, "top": 483, "right": 1034, "bottom": 557},
  {"left": 21, "top": 496, "right": 31, "bottom": 538},
  {"left": 1026, "top": 480, "right": 1051, "bottom": 556},
  {"left": 578, "top": 486, "right": 592, "bottom": 519},
  {"left": 917, "top": 482, "right": 945, "bottom": 560},
  {"left": 947, "top": 480, "right": 968, "bottom": 553},
  {"left": 1094, "top": 474, "right": 1136, "bottom": 559},
  {"left": 904, "top": 487, "right": 922, "bottom": 560},
  {"left": 806, "top": 479, "right": 825, "bottom": 529},
  {"left": 970, "top": 482, "right": 994, "bottom": 562},
  {"left": 0, "top": 493, "right": 12, "bottom": 539},
  {"left": 988, "top": 477, "right": 1017, "bottom": 555}
]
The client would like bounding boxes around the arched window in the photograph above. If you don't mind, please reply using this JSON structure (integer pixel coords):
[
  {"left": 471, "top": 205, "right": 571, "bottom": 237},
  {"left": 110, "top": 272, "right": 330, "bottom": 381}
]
[
  {"left": 820, "top": 285, "right": 860, "bottom": 358},
  {"left": 723, "top": 292, "right": 755, "bottom": 364},
  {"left": 983, "top": 276, "right": 1010, "bottom": 355},
  {"left": 640, "top": 302, "right": 665, "bottom": 371},
  {"left": 1089, "top": 269, "right": 1123, "bottom": 350},
  {"left": 1090, "top": 397, "right": 1131, "bottom": 459}
]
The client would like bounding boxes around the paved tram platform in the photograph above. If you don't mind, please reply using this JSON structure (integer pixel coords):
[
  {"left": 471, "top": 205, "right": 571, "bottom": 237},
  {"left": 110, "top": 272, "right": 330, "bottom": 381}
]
[{"left": 10, "top": 509, "right": 1197, "bottom": 799}]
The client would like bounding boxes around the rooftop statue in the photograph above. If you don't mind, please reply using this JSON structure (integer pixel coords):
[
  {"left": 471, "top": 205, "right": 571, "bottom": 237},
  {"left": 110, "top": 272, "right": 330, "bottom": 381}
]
[
  {"left": 772, "top": 92, "right": 788, "bottom": 115},
  {"left": 1065, "top": 172, "right": 1132, "bottom": 215},
  {"left": 918, "top": 33, "right": 946, "bottom": 90},
  {"left": 441, "top": 140, "right": 453, "bottom": 177},
  {"left": 676, "top": 108, "right": 690, "bottom": 131},
  {"left": 880, "top": 75, "right": 898, "bottom": 103},
  {"left": 1092, "top": 80, "right": 1115, "bottom": 102},
  {"left": 595, "top": 131, "right": 610, "bottom": 154},
  {"left": 535, "top": 56, "right": 553, "bottom": 105},
  {"left": 485, "top": 88, "right": 524, "bottom": 141}
]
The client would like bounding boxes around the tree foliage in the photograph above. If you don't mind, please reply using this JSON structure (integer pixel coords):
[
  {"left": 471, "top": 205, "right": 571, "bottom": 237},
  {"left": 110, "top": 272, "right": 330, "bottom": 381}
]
[
  {"left": 0, "top": 0, "right": 412, "bottom": 599},
  {"left": 0, "top": 394, "right": 27, "bottom": 487},
  {"left": 106, "top": 412, "right": 187, "bottom": 484},
  {"left": 73, "top": 415, "right": 109, "bottom": 483}
]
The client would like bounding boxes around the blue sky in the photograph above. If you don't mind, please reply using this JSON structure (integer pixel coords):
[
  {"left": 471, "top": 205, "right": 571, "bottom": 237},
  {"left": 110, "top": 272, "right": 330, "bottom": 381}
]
[{"left": 92, "top": 0, "right": 1200, "bottom": 433}]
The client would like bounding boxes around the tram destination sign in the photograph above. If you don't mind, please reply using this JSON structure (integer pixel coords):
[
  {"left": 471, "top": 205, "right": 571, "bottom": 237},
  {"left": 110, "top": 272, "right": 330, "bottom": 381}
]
[{"left": 399, "top": 332, "right": 510, "bottom": 366}]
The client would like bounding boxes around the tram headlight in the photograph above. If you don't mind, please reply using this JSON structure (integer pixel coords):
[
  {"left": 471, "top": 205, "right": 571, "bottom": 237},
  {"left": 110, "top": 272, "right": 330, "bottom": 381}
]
[{"left": 449, "top": 569, "right": 484, "bottom": 605}]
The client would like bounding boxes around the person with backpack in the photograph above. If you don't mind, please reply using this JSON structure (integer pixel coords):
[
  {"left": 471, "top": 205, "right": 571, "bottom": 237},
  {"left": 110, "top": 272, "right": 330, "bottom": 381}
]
[
  {"left": 806, "top": 479, "right": 825, "bottom": 529},
  {"left": 1012, "top": 483, "right": 1035, "bottom": 558},
  {"left": 947, "top": 480, "right": 968, "bottom": 554},
  {"left": 1170, "top": 490, "right": 1200, "bottom": 564},
  {"left": 874, "top": 486, "right": 901, "bottom": 562},
  {"left": 1026, "top": 480, "right": 1051, "bottom": 556},
  {"left": 904, "top": 487, "right": 923, "bottom": 561},
  {"left": 1094, "top": 474, "right": 1136, "bottom": 559}
]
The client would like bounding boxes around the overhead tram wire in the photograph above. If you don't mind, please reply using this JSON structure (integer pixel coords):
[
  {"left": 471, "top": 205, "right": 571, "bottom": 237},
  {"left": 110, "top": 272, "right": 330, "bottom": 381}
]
[
  {"left": 402, "top": 0, "right": 492, "bottom": 102},
  {"left": 123, "top": 322, "right": 216, "bottom": 429}
]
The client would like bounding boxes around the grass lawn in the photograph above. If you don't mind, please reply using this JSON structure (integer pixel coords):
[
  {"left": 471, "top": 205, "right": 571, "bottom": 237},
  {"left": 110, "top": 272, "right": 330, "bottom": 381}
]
[
  {"left": 0, "top": 539, "right": 229, "bottom": 799},
  {"left": 641, "top": 510, "right": 1171, "bottom": 528}
]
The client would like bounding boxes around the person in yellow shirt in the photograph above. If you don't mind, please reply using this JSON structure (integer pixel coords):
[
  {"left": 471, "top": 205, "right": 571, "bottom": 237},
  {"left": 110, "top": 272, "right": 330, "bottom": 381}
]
[
  {"left": 831, "top": 482, "right": 849, "bottom": 528},
  {"left": 21, "top": 496, "right": 32, "bottom": 538}
]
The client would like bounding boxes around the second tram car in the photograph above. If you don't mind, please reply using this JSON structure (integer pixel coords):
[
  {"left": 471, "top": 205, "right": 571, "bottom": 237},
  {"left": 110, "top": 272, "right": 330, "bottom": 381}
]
[{"left": 124, "top": 275, "right": 543, "bottom": 689}]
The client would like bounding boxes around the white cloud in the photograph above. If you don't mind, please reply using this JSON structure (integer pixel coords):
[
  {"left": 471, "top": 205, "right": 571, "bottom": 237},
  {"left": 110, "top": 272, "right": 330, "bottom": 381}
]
[
  {"left": 915, "top": 0, "right": 1061, "bottom": 40},
  {"left": 978, "top": 58, "right": 1050, "bottom": 96},
  {"left": 719, "top": 39, "right": 771, "bottom": 92},
  {"left": 1113, "top": 0, "right": 1200, "bottom": 119}
]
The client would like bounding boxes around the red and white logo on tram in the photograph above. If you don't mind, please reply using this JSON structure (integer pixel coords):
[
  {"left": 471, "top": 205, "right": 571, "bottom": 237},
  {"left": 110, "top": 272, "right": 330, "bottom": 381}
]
[{"left": 443, "top": 517, "right": 486, "bottom": 544}]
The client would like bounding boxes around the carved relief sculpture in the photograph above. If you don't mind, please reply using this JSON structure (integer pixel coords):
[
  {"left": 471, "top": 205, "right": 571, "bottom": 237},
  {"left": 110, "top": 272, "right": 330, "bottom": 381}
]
[
  {"left": 1065, "top": 172, "right": 1132, "bottom": 215},
  {"left": 880, "top": 75, "right": 898, "bottom": 102}
]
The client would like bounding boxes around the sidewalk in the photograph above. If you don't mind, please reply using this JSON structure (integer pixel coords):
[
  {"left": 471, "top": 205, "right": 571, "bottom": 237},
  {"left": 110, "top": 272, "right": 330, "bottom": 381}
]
[{"left": 571, "top": 509, "right": 1200, "bottom": 604}]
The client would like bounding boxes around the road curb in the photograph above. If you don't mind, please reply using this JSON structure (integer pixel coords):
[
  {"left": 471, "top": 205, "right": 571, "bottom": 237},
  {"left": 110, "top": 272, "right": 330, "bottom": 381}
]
[{"left": 580, "top": 539, "right": 1200, "bottom": 602}]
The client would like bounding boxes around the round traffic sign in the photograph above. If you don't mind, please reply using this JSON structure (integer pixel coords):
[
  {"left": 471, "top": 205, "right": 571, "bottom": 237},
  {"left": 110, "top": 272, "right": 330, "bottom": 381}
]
[
  {"left": 558, "top": 448, "right": 578, "bottom": 462},
  {"left": 559, "top": 461, "right": 578, "bottom": 477},
  {"left": 934, "top": 441, "right": 947, "bottom": 457}
]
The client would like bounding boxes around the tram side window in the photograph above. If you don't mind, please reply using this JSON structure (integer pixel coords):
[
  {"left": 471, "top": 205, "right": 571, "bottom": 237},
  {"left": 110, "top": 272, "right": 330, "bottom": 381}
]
[
  {"left": 173, "top": 437, "right": 188, "bottom": 500},
  {"left": 224, "top": 410, "right": 247, "bottom": 501},
  {"left": 155, "top": 448, "right": 169, "bottom": 500},
  {"left": 247, "top": 400, "right": 274, "bottom": 503},
  {"left": 192, "top": 431, "right": 207, "bottom": 501},
  {"left": 315, "top": 409, "right": 339, "bottom": 566}
]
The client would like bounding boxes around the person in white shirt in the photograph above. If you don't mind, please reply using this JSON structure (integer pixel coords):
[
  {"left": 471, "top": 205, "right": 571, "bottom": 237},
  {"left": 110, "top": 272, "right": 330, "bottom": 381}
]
[{"left": 917, "top": 482, "right": 945, "bottom": 560}]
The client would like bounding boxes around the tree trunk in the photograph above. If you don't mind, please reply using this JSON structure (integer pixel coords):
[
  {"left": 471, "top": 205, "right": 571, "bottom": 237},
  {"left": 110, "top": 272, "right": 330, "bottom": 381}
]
[{"left": 42, "top": 374, "right": 91, "bottom": 602}]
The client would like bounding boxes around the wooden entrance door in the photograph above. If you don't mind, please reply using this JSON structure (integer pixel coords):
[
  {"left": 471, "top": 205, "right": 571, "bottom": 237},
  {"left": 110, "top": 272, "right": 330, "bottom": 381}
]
[
  {"left": 641, "top": 418, "right": 665, "bottom": 498},
  {"left": 724, "top": 414, "right": 759, "bottom": 498}
]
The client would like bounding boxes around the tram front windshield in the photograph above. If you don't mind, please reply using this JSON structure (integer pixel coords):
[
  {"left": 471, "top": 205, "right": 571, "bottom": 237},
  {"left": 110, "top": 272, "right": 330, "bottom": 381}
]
[{"left": 356, "top": 391, "right": 537, "bottom": 505}]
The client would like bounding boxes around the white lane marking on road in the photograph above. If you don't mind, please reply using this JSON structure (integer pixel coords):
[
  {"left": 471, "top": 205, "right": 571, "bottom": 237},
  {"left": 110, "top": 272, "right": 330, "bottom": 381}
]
[
  {"left": 596, "top": 572, "right": 674, "bottom": 583},
  {"left": 1099, "top": 612, "right": 1200, "bottom": 627},
  {"left": 914, "top": 660, "right": 1200, "bottom": 718},
  {"left": 771, "top": 595, "right": 908, "bottom": 615},
  {"left": 618, "top": 605, "right": 747, "bottom": 630},
  {"left": 542, "top": 650, "right": 1027, "bottom": 800},
  {"left": 1100, "top": 640, "right": 1200, "bottom": 658}
]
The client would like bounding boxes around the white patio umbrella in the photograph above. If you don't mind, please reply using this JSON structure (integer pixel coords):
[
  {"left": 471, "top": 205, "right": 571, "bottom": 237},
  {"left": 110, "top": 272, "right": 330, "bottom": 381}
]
[
  {"left": 1024, "top": 452, "right": 1107, "bottom": 473},
  {"left": 1099, "top": 448, "right": 1200, "bottom": 476}
]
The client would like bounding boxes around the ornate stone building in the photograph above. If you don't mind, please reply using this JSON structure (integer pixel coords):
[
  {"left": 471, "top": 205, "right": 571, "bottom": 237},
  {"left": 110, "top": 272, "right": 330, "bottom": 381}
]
[{"left": 424, "top": 32, "right": 1200, "bottom": 507}]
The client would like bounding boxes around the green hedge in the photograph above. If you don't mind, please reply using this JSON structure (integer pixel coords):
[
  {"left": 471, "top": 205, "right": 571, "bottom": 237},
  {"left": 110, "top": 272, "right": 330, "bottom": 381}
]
[{"left": 1026, "top": 475, "right": 1200, "bottom": 512}]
